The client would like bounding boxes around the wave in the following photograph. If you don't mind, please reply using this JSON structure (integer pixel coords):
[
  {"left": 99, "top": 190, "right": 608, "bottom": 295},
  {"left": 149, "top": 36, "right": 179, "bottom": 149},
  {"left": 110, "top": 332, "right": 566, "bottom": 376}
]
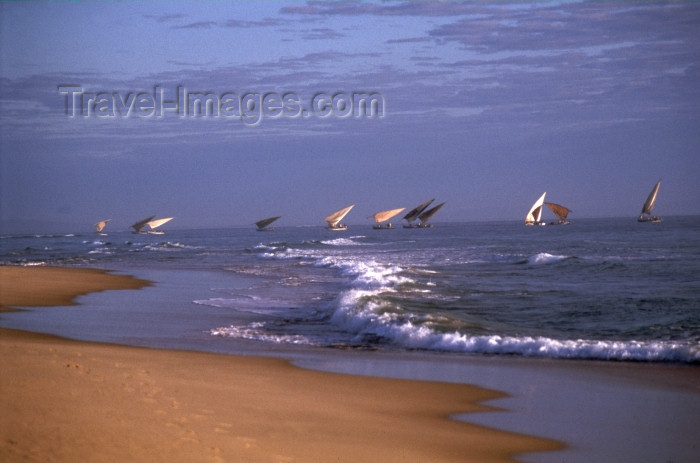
[
  {"left": 141, "top": 241, "right": 202, "bottom": 252},
  {"left": 243, "top": 235, "right": 699, "bottom": 363},
  {"left": 320, "top": 236, "right": 366, "bottom": 246},
  {"left": 87, "top": 248, "right": 113, "bottom": 255},
  {"left": 404, "top": 330, "right": 699, "bottom": 363},
  {"left": 194, "top": 296, "right": 298, "bottom": 317},
  {"left": 210, "top": 290, "right": 700, "bottom": 362},
  {"left": 194, "top": 296, "right": 260, "bottom": 308},
  {"left": 523, "top": 252, "right": 571, "bottom": 265},
  {"left": 211, "top": 323, "right": 316, "bottom": 346},
  {"left": 1, "top": 233, "right": 79, "bottom": 240},
  {"left": 328, "top": 305, "right": 700, "bottom": 362},
  {"left": 287, "top": 248, "right": 698, "bottom": 362}
]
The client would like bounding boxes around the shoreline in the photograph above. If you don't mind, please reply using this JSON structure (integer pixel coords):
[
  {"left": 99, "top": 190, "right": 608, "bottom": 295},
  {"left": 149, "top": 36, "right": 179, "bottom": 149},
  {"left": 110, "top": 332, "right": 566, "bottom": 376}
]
[
  {"left": 0, "top": 265, "right": 563, "bottom": 463},
  {"left": 0, "top": 266, "right": 151, "bottom": 312}
]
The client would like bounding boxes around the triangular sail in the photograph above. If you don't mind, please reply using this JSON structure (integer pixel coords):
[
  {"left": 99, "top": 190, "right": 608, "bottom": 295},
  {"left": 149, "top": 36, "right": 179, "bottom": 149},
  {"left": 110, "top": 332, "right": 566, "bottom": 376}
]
[
  {"left": 373, "top": 208, "right": 405, "bottom": 223},
  {"left": 641, "top": 180, "right": 661, "bottom": 215},
  {"left": 325, "top": 205, "right": 354, "bottom": 227},
  {"left": 545, "top": 203, "right": 571, "bottom": 221},
  {"left": 132, "top": 215, "right": 155, "bottom": 232},
  {"left": 147, "top": 217, "right": 174, "bottom": 230},
  {"left": 418, "top": 202, "right": 445, "bottom": 225},
  {"left": 525, "top": 192, "right": 546, "bottom": 224},
  {"left": 255, "top": 216, "right": 281, "bottom": 230},
  {"left": 403, "top": 199, "right": 434, "bottom": 223},
  {"left": 94, "top": 219, "right": 110, "bottom": 233}
]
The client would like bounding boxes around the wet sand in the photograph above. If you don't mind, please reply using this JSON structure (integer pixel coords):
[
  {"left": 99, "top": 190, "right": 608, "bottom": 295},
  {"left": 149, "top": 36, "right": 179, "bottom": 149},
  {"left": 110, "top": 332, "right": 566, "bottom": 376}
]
[
  {"left": 0, "top": 266, "right": 151, "bottom": 312},
  {"left": 0, "top": 266, "right": 562, "bottom": 463}
]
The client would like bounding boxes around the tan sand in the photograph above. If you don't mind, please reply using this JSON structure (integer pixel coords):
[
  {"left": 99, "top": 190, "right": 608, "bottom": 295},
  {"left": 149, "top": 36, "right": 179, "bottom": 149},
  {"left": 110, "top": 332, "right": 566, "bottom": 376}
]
[
  {"left": 0, "top": 266, "right": 151, "bottom": 311},
  {"left": 0, "top": 266, "right": 563, "bottom": 463}
]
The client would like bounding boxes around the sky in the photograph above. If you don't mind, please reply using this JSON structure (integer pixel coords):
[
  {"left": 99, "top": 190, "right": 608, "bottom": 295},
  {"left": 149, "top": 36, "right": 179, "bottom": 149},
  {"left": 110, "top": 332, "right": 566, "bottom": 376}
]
[{"left": 1, "top": 0, "right": 699, "bottom": 233}]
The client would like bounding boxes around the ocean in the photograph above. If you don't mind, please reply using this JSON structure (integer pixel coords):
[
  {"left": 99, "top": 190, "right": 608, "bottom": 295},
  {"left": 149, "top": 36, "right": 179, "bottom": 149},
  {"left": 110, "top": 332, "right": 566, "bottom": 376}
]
[{"left": 2, "top": 216, "right": 698, "bottom": 364}]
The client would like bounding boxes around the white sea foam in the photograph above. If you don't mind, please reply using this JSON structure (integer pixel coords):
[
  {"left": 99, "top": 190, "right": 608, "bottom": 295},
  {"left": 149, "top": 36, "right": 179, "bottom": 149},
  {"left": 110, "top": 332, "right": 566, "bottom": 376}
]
[
  {"left": 527, "top": 252, "right": 569, "bottom": 265},
  {"left": 320, "top": 258, "right": 410, "bottom": 288},
  {"left": 320, "top": 237, "right": 364, "bottom": 246},
  {"left": 85, "top": 239, "right": 109, "bottom": 247},
  {"left": 87, "top": 248, "right": 113, "bottom": 255},
  {"left": 331, "top": 314, "right": 700, "bottom": 362},
  {"left": 211, "top": 323, "right": 315, "bottom": 345},
  {"left": 135, "top": 241, "right": 201, "bottom": 253}
]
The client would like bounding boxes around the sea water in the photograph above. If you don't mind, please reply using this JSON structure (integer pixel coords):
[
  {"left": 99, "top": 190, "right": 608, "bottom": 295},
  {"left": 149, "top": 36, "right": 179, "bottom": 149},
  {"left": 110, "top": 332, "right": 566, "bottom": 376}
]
[
  {"left": 2, "top": 216, "right": 698, "bottom": 364},
  {"left": 2, "top": 218, "right": 700, "bottom": 463}
]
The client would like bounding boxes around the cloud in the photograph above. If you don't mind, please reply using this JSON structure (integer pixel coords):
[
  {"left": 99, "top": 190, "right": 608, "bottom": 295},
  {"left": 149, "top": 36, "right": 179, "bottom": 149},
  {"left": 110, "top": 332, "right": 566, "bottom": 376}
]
[
  {"left": 280, "top": 0, "right": 487, "bottom": 17},
  {"left": 153, "top": 13, "right": 187, "bottom": 23},
  {"left": 223, "top": 18, "right": 282, "bottom": 28},
  {"left": 301, "top": 28, "right": 345, "bottom": 40},
  {"left": 426, "top": 2, "right": 698, "bottom": 54},
  {"left": 165, "top": 59, "right": 217, "bottom": 67},
  {"left": 386, "top": 37, "right": 431, "bottom": 45},
  {"left": 173, "top": 21, "right": 218, "bottom": 29},
  {"left": 142, "top": 13, "right": 187, "bottom": 23},
  {"left": 3, "top": 2, "right": 698, "bottom": 152}
]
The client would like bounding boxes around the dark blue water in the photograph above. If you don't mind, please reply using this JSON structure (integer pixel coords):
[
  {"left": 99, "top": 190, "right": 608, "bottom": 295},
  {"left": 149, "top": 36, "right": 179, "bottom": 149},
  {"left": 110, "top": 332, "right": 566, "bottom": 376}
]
[{"left": 2, "top": 217, "right": 699, "bottom": 363}]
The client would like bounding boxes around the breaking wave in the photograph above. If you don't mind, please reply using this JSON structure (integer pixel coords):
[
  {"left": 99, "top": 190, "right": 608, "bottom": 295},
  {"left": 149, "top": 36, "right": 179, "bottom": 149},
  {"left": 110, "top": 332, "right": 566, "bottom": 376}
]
[{"left": 218, "top": 233, "right": 700, "bottom": 364}]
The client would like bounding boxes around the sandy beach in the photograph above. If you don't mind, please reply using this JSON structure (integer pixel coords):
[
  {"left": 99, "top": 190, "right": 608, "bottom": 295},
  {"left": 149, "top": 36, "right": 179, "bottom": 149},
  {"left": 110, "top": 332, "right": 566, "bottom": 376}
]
[
  {"left": 0, "top": 266, "right": 562, "bottom": 463},
  {"left": 0, "top": 266, "right": 151, "bottom": 312}
]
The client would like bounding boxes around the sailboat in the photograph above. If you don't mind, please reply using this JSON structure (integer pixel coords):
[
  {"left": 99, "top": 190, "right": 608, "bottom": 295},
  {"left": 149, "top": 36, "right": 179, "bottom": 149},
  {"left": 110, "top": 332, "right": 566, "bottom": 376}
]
[
  {"left": 94, "top": 219, "right": 111, "bottom": 235},
  {"left": 146, "top": 217, "right": 174, "bottom": 234},
  {"left": 403, "top": 199, "right": 434, "bottom": 228},
  {"left": 638, "top": 180, "right": 662, "bottom": 222},
  {"left": 325, "top": 205, "right": 354, "bottom": 231},
  {"left": 525, "top": 192, "right": 546, "bottom": 226},
  {"left": 415, "top": 202, "right": 445, "bottom": 228},
  {"left": 372, "top": 208, "right": 405, "bottom": 229},
  {"left": 132, "top": 215, "right": 155, "bottom": 234},
  {"left": 545, "top": 202, "right": 571, "bottom": 225},
  {"left": 255, "top": 216, "right": 281, "bottom": 231}
]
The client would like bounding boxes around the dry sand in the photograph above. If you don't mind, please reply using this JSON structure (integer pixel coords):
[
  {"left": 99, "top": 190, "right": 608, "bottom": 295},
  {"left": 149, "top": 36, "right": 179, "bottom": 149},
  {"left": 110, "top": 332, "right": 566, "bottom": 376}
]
[{"left": 0, "top": 266, "right": 563, "bottom": 463}]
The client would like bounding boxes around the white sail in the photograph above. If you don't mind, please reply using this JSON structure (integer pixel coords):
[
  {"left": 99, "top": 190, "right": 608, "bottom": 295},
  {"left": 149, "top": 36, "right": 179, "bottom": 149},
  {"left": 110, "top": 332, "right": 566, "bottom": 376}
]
[
  {"left": 641, "top": 180, "right": 660, "bottom": 215},
  {"left": 373, "top": 208, "right": 405, "bottom": 223},
  {"left": 525, "top": 192, "right": 546, "bottom": 225},
  {"left": 132, "top": 215, "right": 155, "bottom": 233},
  {"left": 94, "top": 219, "right": 110, "bottom": 233},
  {"left": 325, "top": 205, "right": 354, "bottom": 228},
  {"left": 147, "top": 217, "right": 174, "bottom": 230},
  {"left": 638, "top": 180, "right": 662, "bottom": 222}
]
